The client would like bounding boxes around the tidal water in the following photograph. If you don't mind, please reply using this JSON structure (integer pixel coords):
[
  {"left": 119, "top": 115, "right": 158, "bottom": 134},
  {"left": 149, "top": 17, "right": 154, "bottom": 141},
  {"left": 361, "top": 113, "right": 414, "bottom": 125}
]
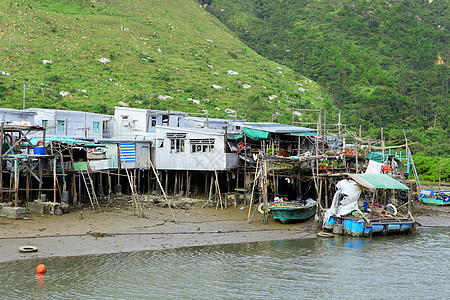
[{"left": 1, "top": 227, "right": 448, "bottom": 299}]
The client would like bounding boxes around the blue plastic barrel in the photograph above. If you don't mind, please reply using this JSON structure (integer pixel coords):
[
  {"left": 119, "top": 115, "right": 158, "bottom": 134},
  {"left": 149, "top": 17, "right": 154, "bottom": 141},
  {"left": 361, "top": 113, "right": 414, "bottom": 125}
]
[{"left": 34, "top": 146, "right": 45, "bottom": 155}]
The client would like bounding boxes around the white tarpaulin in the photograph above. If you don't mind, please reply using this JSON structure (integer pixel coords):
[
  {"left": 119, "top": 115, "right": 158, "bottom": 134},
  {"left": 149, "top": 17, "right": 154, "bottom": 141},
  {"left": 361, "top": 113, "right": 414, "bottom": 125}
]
[
  {"left": 324, "top": 179, "right": 362, "bottom": 223},
  {"left": 366, "top": 159, "right": 383, "bottom": 174}
]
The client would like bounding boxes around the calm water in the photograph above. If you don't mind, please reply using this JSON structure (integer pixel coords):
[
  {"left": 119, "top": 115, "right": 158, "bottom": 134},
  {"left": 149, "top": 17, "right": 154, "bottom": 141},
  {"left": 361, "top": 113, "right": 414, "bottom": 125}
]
[{"left": 1, "top": 227, "right": 449, "bottom": 299}]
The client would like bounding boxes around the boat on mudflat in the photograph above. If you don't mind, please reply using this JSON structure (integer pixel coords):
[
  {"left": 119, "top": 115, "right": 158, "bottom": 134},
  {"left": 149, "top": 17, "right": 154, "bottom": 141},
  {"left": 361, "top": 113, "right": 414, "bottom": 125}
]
[
  {"left": 269, "top": 198, "right": 317, "bottom": 224},
  {"left": 420, "top": 190, "right": 450, "bottom": 206}
]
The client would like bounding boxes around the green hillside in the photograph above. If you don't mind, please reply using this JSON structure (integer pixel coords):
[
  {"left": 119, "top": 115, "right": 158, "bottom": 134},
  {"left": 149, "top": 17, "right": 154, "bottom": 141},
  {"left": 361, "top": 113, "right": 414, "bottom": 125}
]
[
  {"left": 0, "top": 0, "right": 330, "bottom": 123},
  {"left": 204, "top": 0, "right": 449, "bottom": 157}
]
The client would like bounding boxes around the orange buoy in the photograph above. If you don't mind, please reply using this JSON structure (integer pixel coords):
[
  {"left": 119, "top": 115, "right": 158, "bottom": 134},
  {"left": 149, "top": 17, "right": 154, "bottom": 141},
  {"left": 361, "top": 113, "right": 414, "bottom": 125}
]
[{"left": 36, "top": 264, "right": 46, "bottom": 274}]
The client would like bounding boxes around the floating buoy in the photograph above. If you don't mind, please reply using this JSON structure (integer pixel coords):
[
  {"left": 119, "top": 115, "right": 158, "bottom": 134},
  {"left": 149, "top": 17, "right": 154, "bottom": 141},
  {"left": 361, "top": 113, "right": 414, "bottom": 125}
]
[
  {"left": 386, "top": 203, "right": 398, "bottom": 215},
  {"left": 257, "top": 203, "right": 265, "bottom": 214},
  {"left": 317, "top": 232, "right": 334, "bottom": 238},
  {"left": 19, "top": 245, "right": 38, "bottom": 253},
  {"left": 36, "top": 264, "right": 46, "bottom": 274}
]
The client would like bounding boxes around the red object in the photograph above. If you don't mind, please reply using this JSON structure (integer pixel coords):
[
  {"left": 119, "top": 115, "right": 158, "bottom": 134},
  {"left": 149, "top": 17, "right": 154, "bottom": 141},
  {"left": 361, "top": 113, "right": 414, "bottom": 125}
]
[
  {"left": 382, "top": 166, "right": 391, "bottom": 171},
  {"left": 36, "top": 264, "right": 46, "bottom": 274}
]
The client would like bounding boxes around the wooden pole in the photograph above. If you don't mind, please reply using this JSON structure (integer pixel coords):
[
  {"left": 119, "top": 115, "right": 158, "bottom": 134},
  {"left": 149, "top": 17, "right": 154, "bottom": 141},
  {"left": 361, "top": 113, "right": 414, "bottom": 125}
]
[
  {"left": 187, "top": 170, "right": 191, "bottom": 197},
  {"left": 119, "top": 150, "right": 143, "bottom": 217},
  {"left": 174, "top": 171, "right": 178, "bottom": 196},
  {"left": 26, "top": 173, "right": 30, "bottom": 203},
  {"left": 14, "top": 159, "right": 19, "bottom": 206},
  {"left": 0, "top": 120, "right": 4, "bottom": 201},
  {"left": 244, "top": 133, "right": 247, "bottom": 205},
  {"left": 107, "top": 170, "right": 111, "bottom": 205},
  {"left": 53, "top": 158, "right": 57, "bottom": 203},
  {"left": 247, "top": 158, "right": 260, "bottom": 221},
  {"left": 263, "top": 160, "right": 269, "bottom": 223},
  {"left": 148, "top": 157, "right": 177, "bottom": 224}
]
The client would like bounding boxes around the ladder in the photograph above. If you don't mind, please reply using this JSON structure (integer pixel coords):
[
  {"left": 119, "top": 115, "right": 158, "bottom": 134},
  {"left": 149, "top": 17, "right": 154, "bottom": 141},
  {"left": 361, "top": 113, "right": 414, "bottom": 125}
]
[{"left": 80, "top": 168, "right": 101, "bottom": 211}]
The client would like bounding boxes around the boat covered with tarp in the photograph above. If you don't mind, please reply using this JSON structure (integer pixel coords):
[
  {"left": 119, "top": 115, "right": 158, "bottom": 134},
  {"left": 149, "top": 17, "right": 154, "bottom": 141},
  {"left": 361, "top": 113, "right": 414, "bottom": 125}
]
[
  {"left": 420, "top": 190, "right": 450, "bottom": 206},
  {"left": 323, "top": 174, "right": 416, "bottom": 237}
]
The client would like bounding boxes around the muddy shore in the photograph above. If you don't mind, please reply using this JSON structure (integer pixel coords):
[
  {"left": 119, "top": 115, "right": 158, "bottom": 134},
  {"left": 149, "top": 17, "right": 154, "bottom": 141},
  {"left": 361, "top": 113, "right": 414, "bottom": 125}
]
[{"left": 0, "top": 197, "right": 448, "bottom": 263}]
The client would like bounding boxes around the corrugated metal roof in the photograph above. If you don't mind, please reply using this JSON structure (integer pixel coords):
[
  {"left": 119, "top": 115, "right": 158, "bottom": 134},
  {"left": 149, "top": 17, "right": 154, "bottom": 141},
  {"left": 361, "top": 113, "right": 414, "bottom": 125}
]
[
  {"left": 347, "top": 173, "right": 409, "bottom": 190},
  {"left": 234, "top": 122, "right": 316, "bottom": 134},
  {"left": 29, "top": 137, "right": 103, "bottom": 147}
]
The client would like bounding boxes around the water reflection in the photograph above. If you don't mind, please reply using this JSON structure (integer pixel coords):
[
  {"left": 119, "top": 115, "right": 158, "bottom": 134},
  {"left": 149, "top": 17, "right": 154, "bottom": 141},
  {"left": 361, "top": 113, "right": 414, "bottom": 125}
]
[{"left": 1, "top": 228, "right": 448, "bottom": 299}]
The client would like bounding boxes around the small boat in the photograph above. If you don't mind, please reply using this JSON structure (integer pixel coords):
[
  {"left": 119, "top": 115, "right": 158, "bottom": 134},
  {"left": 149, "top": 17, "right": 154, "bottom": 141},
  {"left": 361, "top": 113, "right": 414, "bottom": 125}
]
[
  {"left": 269, "top": 198, "right": 317, "bottom": 224},
  {"left": 322, "top": 174, "right": 416, "bottom": 237},
  {"left": 420, "top": 190, "right": 450, "bottom": 206}
]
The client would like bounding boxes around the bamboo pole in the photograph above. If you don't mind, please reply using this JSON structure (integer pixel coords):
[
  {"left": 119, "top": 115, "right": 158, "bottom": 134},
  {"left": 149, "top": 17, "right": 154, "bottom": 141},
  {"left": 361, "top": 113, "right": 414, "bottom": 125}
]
[
  {"left": 247, "top": 158, "right": 260, "bottom": 222},
  {"left": 0, "top": 120, "right": 4, "bottom": 200},
  {"left": 148, "top": 157, "right": 177, "bottom": 224},
  {"left": 263, "top": 160, "right": 269, "bottom": 223},
  {"left": 14, "top": 159, "right": 19, "bottom": 206},
  {"left": 119, "top": 149, "right": 143, "bottom": 217}
]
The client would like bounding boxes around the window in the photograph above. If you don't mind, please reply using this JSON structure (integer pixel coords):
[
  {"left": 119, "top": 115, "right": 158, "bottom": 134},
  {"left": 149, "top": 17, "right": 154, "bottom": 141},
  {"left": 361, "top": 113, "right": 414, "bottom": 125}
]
[
  {"left": 41, "top": 120, "right": 48, "bottom": 128},
  {"left": 121, "top": 115, "right": 129, "bottom": 126},
  {"left": 190, "top": 139, "right": 215, "bottom": 153},
  {"left": 170, "top": 139, "right": 184, "bottom": 153},
  {"left": 157, "top": 139, "right": 164, "bottom": 148},
  {"left": 57, "top": 120, "right": 65, "bottom": 132},
  {"left": 93, "top": 122, "right": 100, "bottom": 133},
  {"left": 162, "top": 115, "right": 169, "bottom": 126},
  {"left": 151, "top": 116, "right": 157, "bottom": 127},
  {"left": 167, "top": 133, "right": 185, "bottom": 153}
]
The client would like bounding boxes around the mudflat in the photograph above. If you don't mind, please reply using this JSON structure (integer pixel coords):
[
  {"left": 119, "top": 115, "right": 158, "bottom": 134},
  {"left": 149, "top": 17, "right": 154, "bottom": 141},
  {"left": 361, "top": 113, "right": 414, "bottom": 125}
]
[
  {"left": 0, "top": 198, "right": 447, "bottom": 263},
  {"left": 0, "top": 198, "right": 317, "bottom": 263}
]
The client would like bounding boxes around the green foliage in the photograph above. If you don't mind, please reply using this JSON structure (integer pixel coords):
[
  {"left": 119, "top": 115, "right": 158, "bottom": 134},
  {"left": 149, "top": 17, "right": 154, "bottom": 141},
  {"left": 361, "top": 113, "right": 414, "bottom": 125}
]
[
  {"left": 414, "top": 156, "right": 450, "bottom": 183},
  {"left": 207, "top": 0, "right": 449, "bottom": 156}
]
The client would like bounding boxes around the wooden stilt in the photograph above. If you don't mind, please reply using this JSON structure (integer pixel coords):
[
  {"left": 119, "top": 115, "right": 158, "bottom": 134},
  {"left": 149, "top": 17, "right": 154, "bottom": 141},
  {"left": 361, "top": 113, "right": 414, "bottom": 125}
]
[
  {"left": 174, "top": 171, "right": 178, "bottom": 196},
  {"left": 14, "top": 159, "right": 19, "bottom": 206},
  {"left": 26, "top": 173, "right": 30, "bottom": 203},
  {"left": 186, "top": 170, "right": 190, "bottom": 197},
  {"left": 165, "top": 171, "right": 169, "bottom": 195},
  {"left": 107, "top": 170, "right": 111, "bottom": 205}
]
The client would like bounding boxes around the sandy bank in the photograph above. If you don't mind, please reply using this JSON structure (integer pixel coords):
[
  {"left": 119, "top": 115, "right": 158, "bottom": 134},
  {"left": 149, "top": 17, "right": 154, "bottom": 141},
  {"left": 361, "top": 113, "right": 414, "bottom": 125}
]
[
  {"left": 0, "top": 198, "right": 448, "bottom": 263},
  {"left": 0, "top": 200, "right": 317, "bottom": 263}
]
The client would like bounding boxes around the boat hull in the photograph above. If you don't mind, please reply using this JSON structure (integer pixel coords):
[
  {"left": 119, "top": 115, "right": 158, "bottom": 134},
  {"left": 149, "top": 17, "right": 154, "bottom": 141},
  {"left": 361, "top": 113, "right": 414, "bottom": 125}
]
[
  {"left": 323, "top": 216, "right": 415, "bottom": 237},
  {"left": 270, "top": 204, "right": 316, "bottom": 224},
  {"left": 420, "top": 190, "right": 450, "bottom": 206}
]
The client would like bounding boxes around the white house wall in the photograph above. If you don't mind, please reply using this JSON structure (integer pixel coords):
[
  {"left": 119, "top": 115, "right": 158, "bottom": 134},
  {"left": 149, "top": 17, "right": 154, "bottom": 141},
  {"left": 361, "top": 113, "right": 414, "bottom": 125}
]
[
  {"left": 155, "top": 127, "right": 230, "bottom": 171},
  {"left": 112, "top": 107, "right": 149, "bottom": 139},
  {"left": 0, "top": 108, "right": 36, "bottom": 124},
  {"left": 26, "top": 108, "right": 109, "bottom": 139}
]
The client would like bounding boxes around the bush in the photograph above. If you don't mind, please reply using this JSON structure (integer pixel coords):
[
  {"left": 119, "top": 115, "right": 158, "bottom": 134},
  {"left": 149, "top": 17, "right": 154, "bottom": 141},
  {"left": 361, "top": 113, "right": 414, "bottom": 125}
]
[{"left": 413, "top": 155, "right": 450, "bottom": 182}]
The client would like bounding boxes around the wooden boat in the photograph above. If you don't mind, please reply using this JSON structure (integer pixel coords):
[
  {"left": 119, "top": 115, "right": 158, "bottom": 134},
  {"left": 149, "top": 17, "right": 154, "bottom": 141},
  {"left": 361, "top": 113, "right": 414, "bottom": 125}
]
[
  {"left": 420, "top": 190, "right": 450, "bottom": 206},
  {"left": 268, "top": 198, "right": 316, "bottom": 224}
]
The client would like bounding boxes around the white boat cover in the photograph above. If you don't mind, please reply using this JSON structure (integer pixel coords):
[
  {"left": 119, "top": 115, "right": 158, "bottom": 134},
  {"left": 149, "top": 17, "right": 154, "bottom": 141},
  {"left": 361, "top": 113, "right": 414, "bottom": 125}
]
[
  {"left": 365, "top": 159, "right": 383, "bottom": 174},
  {"left": 324, "top": 179, "right": 362, "bottom": 223}
]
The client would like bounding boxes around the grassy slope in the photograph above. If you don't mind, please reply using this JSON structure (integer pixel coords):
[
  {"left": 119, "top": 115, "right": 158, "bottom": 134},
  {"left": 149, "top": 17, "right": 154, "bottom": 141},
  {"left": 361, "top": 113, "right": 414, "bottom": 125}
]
[{"left": 0, "top": 0, "right": 330, "bottom": 123}]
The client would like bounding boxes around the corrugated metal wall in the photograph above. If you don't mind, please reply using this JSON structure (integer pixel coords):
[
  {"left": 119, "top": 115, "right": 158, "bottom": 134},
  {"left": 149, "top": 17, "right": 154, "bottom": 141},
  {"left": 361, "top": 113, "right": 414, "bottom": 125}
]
[
  {"left": 104, "top": 143, "right": 118, "bottom": 169},
  {"left": 119, "top": 143, "right": 136, "bottom": 169}
]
